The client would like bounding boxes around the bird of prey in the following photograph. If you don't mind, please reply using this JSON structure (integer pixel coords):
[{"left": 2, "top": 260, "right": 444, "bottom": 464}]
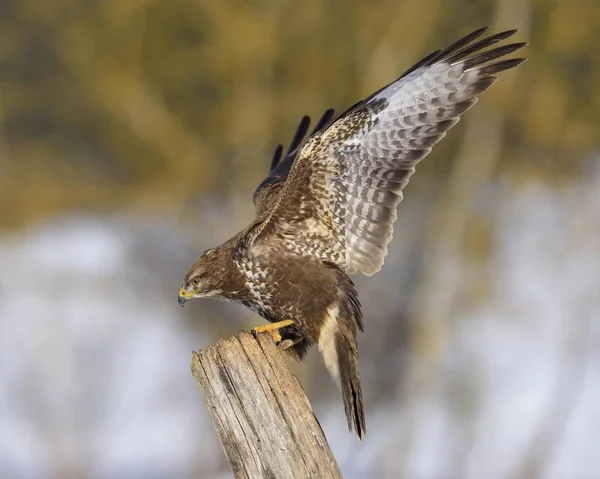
[{"left": 179, "top": 27, "right": 526, "bottom": 440}]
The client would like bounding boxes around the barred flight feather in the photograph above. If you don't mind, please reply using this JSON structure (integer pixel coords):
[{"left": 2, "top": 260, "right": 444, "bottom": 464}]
[{"left": 252, "top": 27, "right": 526, "bottom": 276}]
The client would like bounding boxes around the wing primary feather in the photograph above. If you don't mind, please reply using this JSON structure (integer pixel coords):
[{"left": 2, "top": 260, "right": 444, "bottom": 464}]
[
  {"left": 400, "top": 49, "right": 442, "bottom": 79},
  {"left": 475, "top": 57, "right": 527, "bottom": 75},
  {"left": 396, "top": 27, "right": 493, "bottom": 80},
  {"left": 330, "top": 26, "right": 494, "bottom": 122},
  {"left": 270, "top": 144, "right": 284, "bottom": 171},
  {"left": 439, "top": 29, "right": 518, "bottom": 65},
  {"left": 312, "top": 108, "right": 336, "bottom": 134},
  {"left": 460, "top": 42, "right": 528, "bottom": 69},
  {"left": 285, "top": 115, "right": 311, "bottom": 157},
  {"left": 432, "top": 26, "right": 490, "bottom": 60}
]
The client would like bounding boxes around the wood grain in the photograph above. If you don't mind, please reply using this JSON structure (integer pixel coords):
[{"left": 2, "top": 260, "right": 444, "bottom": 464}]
[{"left": 191, "top": 331, "right": 342, "bottom": 479}]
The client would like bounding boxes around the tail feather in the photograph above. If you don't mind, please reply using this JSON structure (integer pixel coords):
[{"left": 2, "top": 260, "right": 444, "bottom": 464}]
[
  {"left": 335, "top": 330, "right": 366, "bottom": 439},
  {"left": 320, "top": 267, "right": 366, "bottom": 439}
]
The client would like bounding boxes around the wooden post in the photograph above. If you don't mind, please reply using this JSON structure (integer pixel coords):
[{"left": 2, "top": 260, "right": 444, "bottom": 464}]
[{"left": 191, "top": 331, "right": 343, "bottom": 479}]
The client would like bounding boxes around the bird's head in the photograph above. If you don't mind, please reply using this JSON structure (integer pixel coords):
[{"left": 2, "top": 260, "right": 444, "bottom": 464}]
[{"left": 178, "top": 248, "right": 227, "bottom": 306}]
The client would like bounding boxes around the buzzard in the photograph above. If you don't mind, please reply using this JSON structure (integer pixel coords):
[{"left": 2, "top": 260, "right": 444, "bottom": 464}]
[{"left": 178, "top": 27, "right": 526, "bottom": 440}]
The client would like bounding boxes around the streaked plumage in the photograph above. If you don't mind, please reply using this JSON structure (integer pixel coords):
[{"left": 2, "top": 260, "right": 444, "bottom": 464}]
[{"left": 179, "top": 27, "right": 526, "bottom": 440}]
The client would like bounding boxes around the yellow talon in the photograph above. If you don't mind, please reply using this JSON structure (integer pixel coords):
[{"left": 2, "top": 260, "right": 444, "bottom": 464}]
[{"left": 252, "top": 319, "right": 295, "bottom": 343}]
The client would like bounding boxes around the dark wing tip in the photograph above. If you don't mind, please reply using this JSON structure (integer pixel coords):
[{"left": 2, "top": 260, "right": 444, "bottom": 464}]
[
  {"left": 312, "top": 108, "right": 336, "bottom": 134},
  {"left": 285, "top": 115, "right": 312, "bottom": 157},
  {"left": 438, "top": 26, "right": 491, "bottom": 56},
  {"left": 476, "top": 57, "right": 528, "bottom": 75},
  {"left": 461, "top": 41, "right": 528, "bottom": 70},
  {"left": 497, "top": 28, "right": 518, "bottom": 38},
  {"left": 269, "top": 114, "right": 312, "bottom": 172},
  {"left": 400, "top": 26, "right": 522, "bottom": 80},
  {"left": 270, "top": 144, "right": 284, "bottom": 171},
  {"left": 466, "top": 25, "right": 492, "bottom": 40}
]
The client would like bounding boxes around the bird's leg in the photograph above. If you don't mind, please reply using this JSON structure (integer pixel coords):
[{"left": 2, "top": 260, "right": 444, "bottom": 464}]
[{"left": 251, "top": 319, "right": 295, "bottom": 344}]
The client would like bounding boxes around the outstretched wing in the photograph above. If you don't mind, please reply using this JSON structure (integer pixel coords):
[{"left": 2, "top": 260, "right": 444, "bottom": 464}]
[
  {"left": 251, "top": 27, "right": 527, "bottom": 275},
  {"left": 253, "top": 109, "right": 335, "bottom": 216}
]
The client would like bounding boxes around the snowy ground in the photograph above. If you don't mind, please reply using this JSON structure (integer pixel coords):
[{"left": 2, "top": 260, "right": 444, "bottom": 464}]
[{"left": 0, "top": 169, "right": 598, "bottom": 479}]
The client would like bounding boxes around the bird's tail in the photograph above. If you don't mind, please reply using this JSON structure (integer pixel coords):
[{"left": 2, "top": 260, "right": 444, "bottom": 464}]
[
  {"left": 335, "top": 329, "right": 366, "bottom": 439},
  {"left": 320, "top": 265, "right": 366, "bottom": 439}
]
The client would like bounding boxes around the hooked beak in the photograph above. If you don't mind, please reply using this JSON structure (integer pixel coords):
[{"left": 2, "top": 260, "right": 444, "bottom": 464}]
[{"left": 178, "top": 288, "right": 191, "bottom": 307}]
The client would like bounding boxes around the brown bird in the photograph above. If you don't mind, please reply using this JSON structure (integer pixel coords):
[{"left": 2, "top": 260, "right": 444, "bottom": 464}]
[{"left": 178, "top": 27, "right": 526, "bottom": 440}]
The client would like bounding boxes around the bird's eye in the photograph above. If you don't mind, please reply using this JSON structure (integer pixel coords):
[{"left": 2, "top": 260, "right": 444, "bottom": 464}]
[{"left": 191, "top": 278, "right": 200, "bottom": 287}]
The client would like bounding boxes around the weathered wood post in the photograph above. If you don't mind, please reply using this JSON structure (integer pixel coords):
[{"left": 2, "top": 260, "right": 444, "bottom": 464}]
[{"left": 191, "top": 331, "right": 343, "bottom": 479}]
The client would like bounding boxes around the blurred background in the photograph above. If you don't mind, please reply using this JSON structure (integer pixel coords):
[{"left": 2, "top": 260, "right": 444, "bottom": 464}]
[{"left": 1, "top": 0, "right": 599, "bottom": 478}]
